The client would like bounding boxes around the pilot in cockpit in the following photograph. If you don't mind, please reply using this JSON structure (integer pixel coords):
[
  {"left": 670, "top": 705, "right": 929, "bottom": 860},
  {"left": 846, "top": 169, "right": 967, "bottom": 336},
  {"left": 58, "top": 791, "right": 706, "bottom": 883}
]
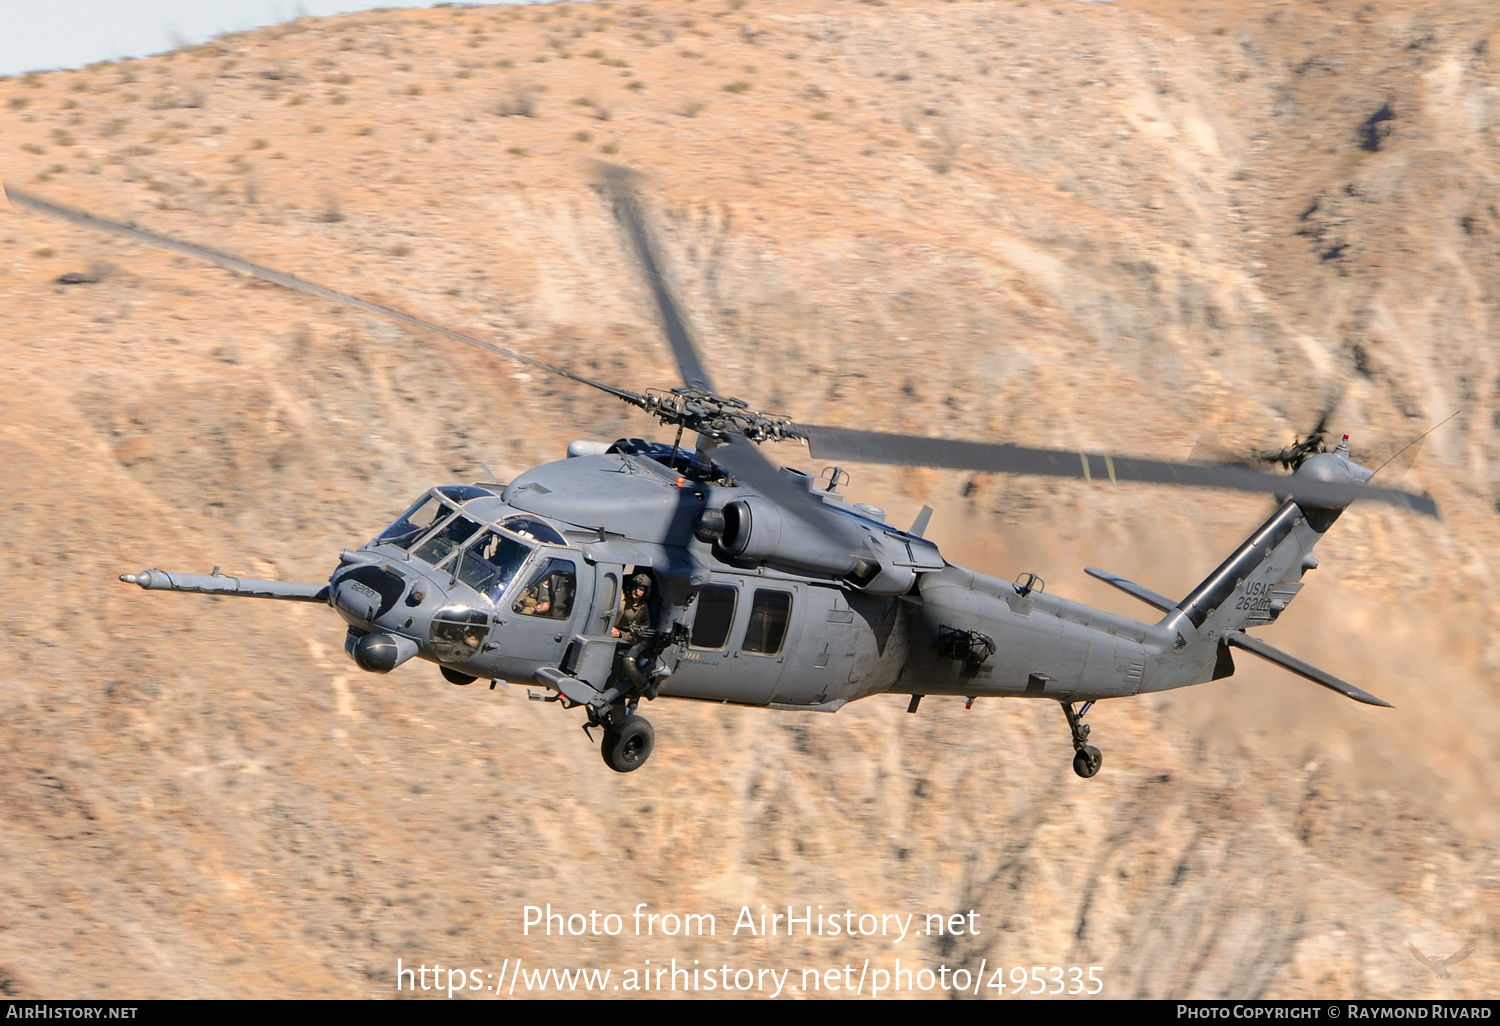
[{"left": 515, "top": 566, "right": 575, "bottom": 619}]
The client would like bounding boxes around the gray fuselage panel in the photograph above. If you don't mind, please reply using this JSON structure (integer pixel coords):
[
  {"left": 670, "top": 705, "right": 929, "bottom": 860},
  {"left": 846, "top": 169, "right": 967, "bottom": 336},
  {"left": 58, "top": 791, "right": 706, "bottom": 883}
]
[{"left": 898, "top": 566, "right": 1169, "bottom": 701}]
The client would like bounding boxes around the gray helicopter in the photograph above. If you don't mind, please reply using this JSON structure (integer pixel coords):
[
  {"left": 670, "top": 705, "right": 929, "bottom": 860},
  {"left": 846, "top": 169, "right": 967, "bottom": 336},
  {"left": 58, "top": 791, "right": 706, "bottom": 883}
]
[{"left": 12, "top": 174, "right": 1437, "bottom": 777}]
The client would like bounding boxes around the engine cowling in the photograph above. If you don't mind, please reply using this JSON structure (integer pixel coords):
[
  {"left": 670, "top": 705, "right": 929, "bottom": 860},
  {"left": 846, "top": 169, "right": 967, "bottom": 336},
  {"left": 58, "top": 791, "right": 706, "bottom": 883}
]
[
  {"left": 718, "top": 496, "right": 861, "bottom": 576},
  {"left": 714, "top": 496, "right": 918, "bottom": 595}
]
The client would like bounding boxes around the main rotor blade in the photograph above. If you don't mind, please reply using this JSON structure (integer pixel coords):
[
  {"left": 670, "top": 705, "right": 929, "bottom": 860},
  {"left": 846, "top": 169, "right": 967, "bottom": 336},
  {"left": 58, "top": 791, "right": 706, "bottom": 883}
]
[
  {"left": 798, "top": 424, "right": 1438, "bottom": 516},
  {"left": 597, "top": 164, "right": 715, "bottom": 394},
  {"left": 712, "top": 435, "right": 822, "bottom": 514},
  {"left": 6, "top": 187, "right": 644, "bottom": 406}
]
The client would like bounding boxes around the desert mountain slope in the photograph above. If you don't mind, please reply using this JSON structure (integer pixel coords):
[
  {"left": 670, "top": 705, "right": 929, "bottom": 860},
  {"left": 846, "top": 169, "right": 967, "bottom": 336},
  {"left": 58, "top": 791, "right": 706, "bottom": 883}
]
[{"left": 0, "top": 0, "right": 1497, "bottom": 999}]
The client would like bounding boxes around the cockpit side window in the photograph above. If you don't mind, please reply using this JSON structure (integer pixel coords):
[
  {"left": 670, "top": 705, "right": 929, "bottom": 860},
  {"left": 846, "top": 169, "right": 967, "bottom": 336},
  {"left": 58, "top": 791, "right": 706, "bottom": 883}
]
[
  {"left": 513, "top": 558, "right": 577, "bottom": 620},
  {"left": 412, "top": 515, "right": 482, "bottom": 566},
  {"left": 456, "top": 530, "right": 532, "bottom": 603},
  {"left": 376, "top": 495, "right": 454, "bottom": 550}
]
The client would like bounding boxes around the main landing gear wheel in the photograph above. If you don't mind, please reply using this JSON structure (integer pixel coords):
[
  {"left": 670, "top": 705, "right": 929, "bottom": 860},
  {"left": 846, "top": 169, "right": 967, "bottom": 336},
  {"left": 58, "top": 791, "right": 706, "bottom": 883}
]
[
  {"left": 442, "top": 667, "right": 478, "bottom": 686},
  {"left": 601, "top": 716, "right": 655, "bottom": 773},
  {"left": 1072, "top": 745, "right": 1103, "bottom": 778},
  {"left": 1061, "top": 700, "right": 1103, "bottom": 779}
]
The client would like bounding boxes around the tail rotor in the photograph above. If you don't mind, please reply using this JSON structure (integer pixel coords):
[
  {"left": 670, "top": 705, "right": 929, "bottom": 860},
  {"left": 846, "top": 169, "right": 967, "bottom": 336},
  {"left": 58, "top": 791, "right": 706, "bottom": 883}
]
[{"left": 1256, "top": 399, "right": 1340, "bottom": 472}]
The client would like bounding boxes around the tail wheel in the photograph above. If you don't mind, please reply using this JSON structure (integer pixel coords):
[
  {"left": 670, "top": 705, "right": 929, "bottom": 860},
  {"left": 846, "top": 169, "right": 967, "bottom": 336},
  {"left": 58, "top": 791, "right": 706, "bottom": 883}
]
[{"left": 601, "top": 716, "right": 655, "bottom": 773}]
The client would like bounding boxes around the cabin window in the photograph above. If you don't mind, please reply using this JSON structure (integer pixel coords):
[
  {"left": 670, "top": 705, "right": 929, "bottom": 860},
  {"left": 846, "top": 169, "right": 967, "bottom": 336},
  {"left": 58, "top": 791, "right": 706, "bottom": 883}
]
[
  {"left": 690, "top": 585, "right": 737, "bottom": 650},
  {"left": 513, "top": 559, "right": 577, "bottom": 620},
  {"left": 742, "top": 589, "right": 792, "bottom": 655}
]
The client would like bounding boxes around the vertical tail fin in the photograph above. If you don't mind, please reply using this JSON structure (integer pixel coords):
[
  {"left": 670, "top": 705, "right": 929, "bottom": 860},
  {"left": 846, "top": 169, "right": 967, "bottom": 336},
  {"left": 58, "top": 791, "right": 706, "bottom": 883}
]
[
  {"left": 1150, "top": 446, "right": 1395, "bottom": 701},
  {"left": 1169, "top": 441, "right": 1388, "bottom": 636},
  {"left": 1172, "top": 444, "right": 1383, "bottom": 635},
  {"left": 1170, "top": 498, "right": 1332, "bottom": 635}
]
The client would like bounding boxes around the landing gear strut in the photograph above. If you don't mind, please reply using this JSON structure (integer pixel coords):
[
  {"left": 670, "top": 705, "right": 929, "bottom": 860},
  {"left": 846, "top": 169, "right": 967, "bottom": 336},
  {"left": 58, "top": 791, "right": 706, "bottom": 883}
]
[
  {"left": 590, "top": 624, "right": 687, "bottom": 773},
  {"left": 1062, "top": 700, "right": 1102, "bottom": 778},
  {"left": 541, "top": 623, "right": 686, "bottom": 773}
]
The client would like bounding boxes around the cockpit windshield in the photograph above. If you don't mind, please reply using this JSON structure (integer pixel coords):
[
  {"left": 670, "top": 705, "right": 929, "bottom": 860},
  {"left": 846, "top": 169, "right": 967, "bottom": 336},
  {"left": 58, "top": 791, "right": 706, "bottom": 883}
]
[
  {"left": 412, "top": 515, "right": 482, "bottom": 566},
  {"left": 456, "top": 530, "right": 533, "bottom": 603},
  {"left": 376, "top": 495, "right": 454, "bottom": 550}
]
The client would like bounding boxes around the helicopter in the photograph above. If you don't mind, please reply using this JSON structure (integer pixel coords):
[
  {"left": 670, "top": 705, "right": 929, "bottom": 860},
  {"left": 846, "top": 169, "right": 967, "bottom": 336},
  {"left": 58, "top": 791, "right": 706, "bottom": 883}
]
[{"left": 10, "top": 170, "right": 1438, "bottom": 777}]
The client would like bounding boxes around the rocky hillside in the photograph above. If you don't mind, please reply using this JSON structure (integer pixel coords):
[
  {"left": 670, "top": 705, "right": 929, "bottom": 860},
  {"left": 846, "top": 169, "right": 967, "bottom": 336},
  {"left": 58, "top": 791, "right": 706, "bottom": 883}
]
[{"left": 0, "top": 0, "right": 1496, "bottom": 999}]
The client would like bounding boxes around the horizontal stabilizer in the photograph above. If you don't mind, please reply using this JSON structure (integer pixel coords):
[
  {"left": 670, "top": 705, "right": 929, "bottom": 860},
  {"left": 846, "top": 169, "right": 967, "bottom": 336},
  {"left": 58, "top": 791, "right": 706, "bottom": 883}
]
[
  {"left": 120, "top": 568, "right": 330, "bottom": 603},
  {"left": 1084, "top": 567, "right": 1175, "bottom": 613},
  {"left": 1223, "top": 631, "right": 1393, "bottom": 707}
]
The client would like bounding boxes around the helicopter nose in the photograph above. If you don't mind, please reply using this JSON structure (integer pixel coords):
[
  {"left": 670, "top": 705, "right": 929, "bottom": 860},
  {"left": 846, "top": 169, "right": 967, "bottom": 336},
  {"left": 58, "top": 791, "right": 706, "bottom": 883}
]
[{"left": 331, "top": 561, "right": 410, "bottom": 622}]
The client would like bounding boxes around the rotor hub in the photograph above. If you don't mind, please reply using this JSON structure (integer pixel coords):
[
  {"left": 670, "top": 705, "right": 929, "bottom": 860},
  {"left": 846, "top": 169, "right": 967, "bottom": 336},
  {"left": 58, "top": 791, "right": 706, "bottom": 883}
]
[{"left": 640, "top": 386, "right": 802, "bottom": 444}]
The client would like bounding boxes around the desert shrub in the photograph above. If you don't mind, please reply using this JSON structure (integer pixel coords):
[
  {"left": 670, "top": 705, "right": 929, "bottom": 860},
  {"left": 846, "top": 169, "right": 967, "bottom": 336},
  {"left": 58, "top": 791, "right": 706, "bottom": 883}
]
[{"left": 497, "top": 81, "right": 536, "bottom": 117}]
